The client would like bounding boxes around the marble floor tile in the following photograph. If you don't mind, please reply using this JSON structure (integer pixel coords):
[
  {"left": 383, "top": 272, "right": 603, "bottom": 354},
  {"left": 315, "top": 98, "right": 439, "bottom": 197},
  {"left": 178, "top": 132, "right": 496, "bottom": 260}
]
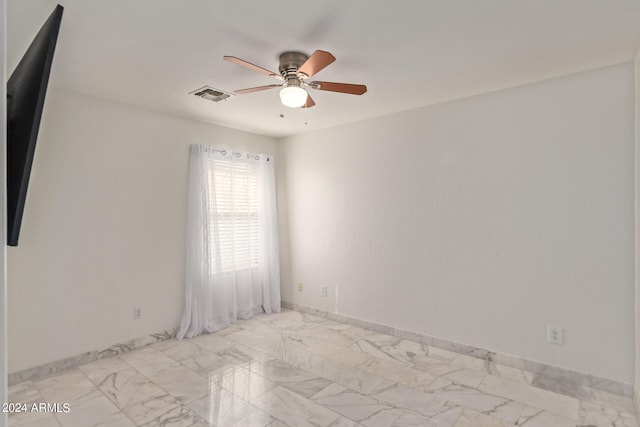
[
  {"left": 351, "top": 339, "right": 406, "bottom": 364},
  {"left": 445, "top": 367, "right": 487, "bottom": 388},
  {"left": 215, "top": 344, "right": 269, "bottom": 366},
  {"left": 261, "top": 340, "right": 326, "bottom": 370},
  {"left": 516, "top": 409, "right": 576, "bottom": 427},
  {"left": 350, "top": 338, "right": 463, "bottom": 379},
  {"left": 488, "top": 364, "right": 535, "bottom": 386},
  {"left": 8, "top": 380, "right": 43, "bottom": 406},
  {"left": 121, "top": 390, "right": 182, "bottom": 425},
  {"left": 7, "top": 309, "right": 638, "bottom": 426},
  {"left": 34, "top": 369, "right": 100, "bottom": 403},
  {"left": 233, "top": 317, "right": 276, "bottom": 334},
  {"left": 358, "top": 356, "right": 439, "bottom": 393},
  {"left": 262, "top": 311, "right": 329, "bottom": 330},
  {"left": 454, "top": 408, "right": 515, "bottom": 427},
  {"left": 208, "top": 364, "right": 276, "bottom": 400},
  {"left": 450, "top": 354, "right": 534, "bottom": 385},
  {"left": 148, "top": 365, "right": 211, "bottom": 404},
  {"left": 189, "top": 333, "right": 236, "bottom": 353},
  {"left": 370, "top": 383, "right": 452, "bottom": 418},
  {"left": 357, "top": 407, "right": 434, "bottom": 427},
  {"left": 216, "top": 324, "right": 244, "bottom": 337},
  {"left": 149, "top": 337, "right": 181, "bottom": 352},
  {"left": 304, "top": 326, "right": 361, "bottom": 348},
  {"left": 426, "top": 346, "right": 460, "bottom": 362},
  {"left": 251, "top": 385, "right": 341, "bottom": 427},
  {"left": 361, "top": 404, "right": 462, "bottom": 427},
  {"left": 478, "top": 373, "right": 580, "bottom": 419},
  {"left": 95, "top": 367, "right": 158, "bottom": 409},
  {"left": 140, "top": 404, "right": 208, "bottom": 427},
  {"left": 53, "top": 392, "right": 133, "bottom": 427},
  {"left": 309, "top": 358, "right": 396, "bottom": 395},
  {"left": 188, "top": 387, "right": 274, "bottom": 427},
  {"left": 580, "top": 400, "right": 640, "bottom": 427},
  {"left": 78, "top": 356, "right": 132, "bottom": 384},
  {"left": 247, "top": 359, "right": 332, "bottom": 398},
  {"left": 9, "top": 411, "right": 61, "bottom": 427},
  {"left": 310, "top": 383, "right": 394, "bottom": 422},
  {"left": 161, "top": 340, "right": 205, "bottom": 362},
  {"left": 483, "top": 400, "right": 536, "bottom": 425},
  {"left": 412, "top": 356, "right": 467, "bottom": 377},
  {"left": 119, "top": 347, "right": 181, "bottom": 378},
  {"left": 327, "top": 416, "right": 364, "bottom": 427},
  {"left": 307, "top": 341, "right": 372, "bottom": 367},
  {"left": 432, "top": 383, "right": 509, "bottom": 413},
  {"left": 330, "top": 325, "right": 380, "bottom": 343},
  {"left": 178, "top": 348, "right": 231, "bottom": 376},
  {"left": 363, "top": 338, "right": 462, "bottom": 378},
  {"left": 224, "top": 329, "right": 289, "bottom": 353}
]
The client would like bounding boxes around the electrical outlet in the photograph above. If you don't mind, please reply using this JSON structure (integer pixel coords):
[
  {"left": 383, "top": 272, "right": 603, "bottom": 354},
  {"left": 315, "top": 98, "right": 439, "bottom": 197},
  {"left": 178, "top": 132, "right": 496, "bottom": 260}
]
[
  {"left": 321, "top": 286, "right": 327, "bottom": 297},
  {"left": 133, "top": 307, "right": 142, "bottom": 320},
  {"left": 297, "top": 283, "right": 303, "bottom": 292},
  {"left": 548, "top": 325, "right": 563, "bottom": 345}
]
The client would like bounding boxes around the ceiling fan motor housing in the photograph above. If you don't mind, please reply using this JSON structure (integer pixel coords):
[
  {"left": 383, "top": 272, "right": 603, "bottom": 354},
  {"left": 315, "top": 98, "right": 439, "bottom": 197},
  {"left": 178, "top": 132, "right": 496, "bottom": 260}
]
[{"left": 279, "top": 51, "right": 309, "bottom": 80}]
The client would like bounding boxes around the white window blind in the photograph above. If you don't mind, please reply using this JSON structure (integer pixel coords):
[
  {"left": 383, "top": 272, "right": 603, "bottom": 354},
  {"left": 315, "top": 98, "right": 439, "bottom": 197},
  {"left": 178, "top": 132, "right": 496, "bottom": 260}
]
[{"left": 207, "top": 156, "right": 259, "bottom": 274}]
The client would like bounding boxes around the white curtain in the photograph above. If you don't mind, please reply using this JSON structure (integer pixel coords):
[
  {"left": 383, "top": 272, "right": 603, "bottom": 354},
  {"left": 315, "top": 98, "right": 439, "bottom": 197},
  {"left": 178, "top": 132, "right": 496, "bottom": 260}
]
[{"left": 177, "top": 144, "right": 280, "bottom": 339}]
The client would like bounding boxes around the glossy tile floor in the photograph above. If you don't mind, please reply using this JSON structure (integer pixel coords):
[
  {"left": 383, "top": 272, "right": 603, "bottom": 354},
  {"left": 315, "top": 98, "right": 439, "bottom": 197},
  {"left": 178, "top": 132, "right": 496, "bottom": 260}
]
[{"left": 8, "top": 310, "right": 639, "bottom": 426}]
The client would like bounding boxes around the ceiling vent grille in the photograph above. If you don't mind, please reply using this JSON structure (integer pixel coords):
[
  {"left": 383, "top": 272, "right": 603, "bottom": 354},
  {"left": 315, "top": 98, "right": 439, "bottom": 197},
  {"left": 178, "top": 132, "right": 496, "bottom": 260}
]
[{"left": 190, "top": 86, "right": 234, "bottom": 102}]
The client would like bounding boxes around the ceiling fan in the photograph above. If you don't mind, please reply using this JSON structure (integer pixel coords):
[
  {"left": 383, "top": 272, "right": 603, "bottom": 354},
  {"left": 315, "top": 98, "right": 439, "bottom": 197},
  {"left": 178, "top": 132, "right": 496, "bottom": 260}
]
[{"left": 223, "top": 50, "right": 367, "bottom": 109}]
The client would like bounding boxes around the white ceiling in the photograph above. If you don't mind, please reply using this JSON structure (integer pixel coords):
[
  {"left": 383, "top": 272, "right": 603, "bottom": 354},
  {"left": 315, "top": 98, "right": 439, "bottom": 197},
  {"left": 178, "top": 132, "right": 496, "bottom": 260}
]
[{"left": 7, "top": 0, "right": 640, "bottom": 138}]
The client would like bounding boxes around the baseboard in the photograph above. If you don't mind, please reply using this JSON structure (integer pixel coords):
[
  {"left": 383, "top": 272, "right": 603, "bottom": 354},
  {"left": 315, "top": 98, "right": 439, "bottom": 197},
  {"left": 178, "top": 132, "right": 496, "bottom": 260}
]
[
  {"left": 8, "top": 329, "right": 175, "bottom": 386},
  {"left": 282, "top": 301, "right": 634, "bottom": 398},
  {"left": 9, "top": 304, "right": 634, "bottom": 400}
]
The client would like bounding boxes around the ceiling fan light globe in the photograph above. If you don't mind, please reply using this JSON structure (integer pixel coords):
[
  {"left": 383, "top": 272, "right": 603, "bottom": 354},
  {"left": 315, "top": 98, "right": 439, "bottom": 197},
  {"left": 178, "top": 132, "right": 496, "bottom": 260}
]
[{"left": 279, "top": 86, "right": 308, "bottom": 108}]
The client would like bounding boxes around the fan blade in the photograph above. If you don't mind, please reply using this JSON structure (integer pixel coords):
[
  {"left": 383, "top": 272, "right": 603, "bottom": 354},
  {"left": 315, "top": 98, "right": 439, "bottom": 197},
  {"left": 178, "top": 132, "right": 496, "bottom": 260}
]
[
  {"left": 234, "top": 84, "right": 281, "bottom": 94},
  {"left": 223, "top": 56, "right": 283, "bottom": 80},
  {"left": 301, "top": 94, "right": 316, "bottom": 108},
  {"left": 310, "top": 81, "right": 367, "bottom": 95},
  {"left": 298, "top": 50, "right": 335, "bottom": 78}
]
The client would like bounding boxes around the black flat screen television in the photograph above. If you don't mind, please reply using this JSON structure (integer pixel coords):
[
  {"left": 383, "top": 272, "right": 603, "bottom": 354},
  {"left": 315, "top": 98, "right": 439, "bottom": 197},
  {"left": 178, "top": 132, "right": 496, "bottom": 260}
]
[{"left": 7, "top": 5, "right": 63, "bottom": 246}]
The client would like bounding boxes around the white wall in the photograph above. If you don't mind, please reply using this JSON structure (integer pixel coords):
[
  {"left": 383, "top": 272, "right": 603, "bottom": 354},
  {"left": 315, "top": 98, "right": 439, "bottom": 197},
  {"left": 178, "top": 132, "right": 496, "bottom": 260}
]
[
  {"left": 278, "top": 63, "right": 635, "bottom": 384},
  {"left": 7, "top": 88, "right": 276, "bottom": 373}
]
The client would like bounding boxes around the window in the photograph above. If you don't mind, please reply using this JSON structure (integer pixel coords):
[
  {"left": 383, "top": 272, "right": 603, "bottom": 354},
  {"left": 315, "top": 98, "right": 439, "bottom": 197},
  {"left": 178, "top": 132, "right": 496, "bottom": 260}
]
[{"left": 207, "top": 155, "right": 259, "bottom": 273}]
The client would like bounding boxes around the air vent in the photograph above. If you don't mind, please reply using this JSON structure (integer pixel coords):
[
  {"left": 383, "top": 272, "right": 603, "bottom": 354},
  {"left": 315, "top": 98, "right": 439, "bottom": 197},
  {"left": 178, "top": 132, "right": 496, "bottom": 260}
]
[{"left": 190, "top": 86, "right": 234, "bottom": 103}]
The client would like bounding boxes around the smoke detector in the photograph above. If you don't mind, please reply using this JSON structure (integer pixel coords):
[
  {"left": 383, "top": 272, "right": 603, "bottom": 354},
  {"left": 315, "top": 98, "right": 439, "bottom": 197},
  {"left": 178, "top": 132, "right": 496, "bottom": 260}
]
[{"left": 190, "top": 86, "right": 234, "bottom": 103}]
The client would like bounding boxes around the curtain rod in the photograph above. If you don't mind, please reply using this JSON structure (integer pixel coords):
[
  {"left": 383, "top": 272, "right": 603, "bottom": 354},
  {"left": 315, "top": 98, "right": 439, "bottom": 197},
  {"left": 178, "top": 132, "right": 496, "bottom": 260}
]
[{"left": 210, "top": 147, "right": 263, "bottom": 161}]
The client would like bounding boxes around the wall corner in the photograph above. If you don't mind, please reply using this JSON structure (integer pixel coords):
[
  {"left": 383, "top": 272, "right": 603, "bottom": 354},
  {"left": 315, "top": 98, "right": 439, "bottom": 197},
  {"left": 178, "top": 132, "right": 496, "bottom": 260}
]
[{"left": 634, "top": 47, "right": 640, "bottom": 417}]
